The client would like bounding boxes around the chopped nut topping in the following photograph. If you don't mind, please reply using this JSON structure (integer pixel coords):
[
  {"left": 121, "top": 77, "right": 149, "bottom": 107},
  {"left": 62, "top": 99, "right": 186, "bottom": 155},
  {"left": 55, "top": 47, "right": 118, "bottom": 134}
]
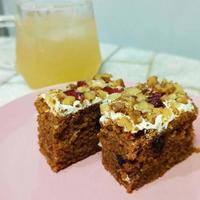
[
  {"left": 100, "top": 73, "right": 112, "bottom": 82},
  {"left": 176, "top": 96, "right": 188, "bottom": 104},
  {"left": 84, "top": 91, "right": 96, "bottom": 101},
  {"left": 174, "top": 84, "right": 185, "bottom": 94},
  {"left": 107, "top": 93, "right": 121, "bottom": 101},
  {"left": 115, "top": 79, "right": 125, "bottom": 87},
  {"left": 124, "top": 87, "right": 141, "bottom": 96},
  {"left": 117, "top": 117, "right": 133, "bottom": 132},
  {"left": 62, "top": 96, "right": 76, "bottom": 105},
  {"left": 96, "top": 89, "right": 107, "bottom": 98},
  {"left": 111, "top": 102, "right": 126, "bottom": 113},
  {"left": 134, "top": 101, "right": 154, "bottom": 113},
  {"left": 129, "top": 110, "right": 142, "bottom": 124},
  {"left": 100, "top": 104, "right": 110, "bottom": 113},
  {"left": 147, "top": 76, "right": 158, "bottom": 87},
  {"left": 99, "top": 76, "right": 195, "bottom": 135},
  {"left": 136, "top": 93, "right": 146, "bottom": 102},
  {"left": 39, "top": 73, "right": 125, "bottom": 116}
]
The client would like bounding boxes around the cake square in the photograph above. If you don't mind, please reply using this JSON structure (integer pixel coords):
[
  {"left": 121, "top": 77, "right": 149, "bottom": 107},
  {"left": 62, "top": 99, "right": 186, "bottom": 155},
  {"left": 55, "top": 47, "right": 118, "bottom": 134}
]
[
  {"left": 35, "top": 74, "right": 125, "bottom": 172},
  {"left": 99, "top": 76, "right": 198, "bottom": 192}
]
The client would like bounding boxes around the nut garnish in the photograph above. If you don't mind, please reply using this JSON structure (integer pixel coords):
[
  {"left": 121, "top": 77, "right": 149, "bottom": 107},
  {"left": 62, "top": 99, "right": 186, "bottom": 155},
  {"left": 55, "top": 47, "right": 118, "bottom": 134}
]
[
  {"left": 100, "top": 104, "right": 110, "bottom": 113},
  {"left": 129, "top": 110, "right": 142, "bottom": 124},
  {"left": 96, "top": 89, "right": 107, "bottom": 98},
  {"left": 136, "top": 93, "right": 146, "bottom": 102},
  {"left": 62, "top": 96, "right": 76, "bottom": 105},
  {"left": 77, "top": 86, "right": 90, "bottom": 93},
  {"left": 84, "top": 91, "right": 96, "bottom": 101},
  {"left": 115, "top": 79, "right": 125, "bottom": 87},
  {"left": 107, "top": 93, "right": 121, "bottom": 101},
  {"left": 101, "top": 73, "right": 112, "bottom": 82},
  {"left": 147, "top": 76, "right": 158, "bottom": 87},
  {"left": 117, "top": 117, "right": 133, "bottom": 132},
  {"left": 111, "top": 102, "right": 126, "bottom": 113},
  {"left": 176, "top": 96, "right": 188, "bottom": 104},
  {"left": 125, "top": 87, "right": 141, "bottom": 96},
  {"left": 99, "top": 76, "right": 195, "bottom": 135},
  {"left": 134, "top": 101, "right": 154, "bottom": 113}
]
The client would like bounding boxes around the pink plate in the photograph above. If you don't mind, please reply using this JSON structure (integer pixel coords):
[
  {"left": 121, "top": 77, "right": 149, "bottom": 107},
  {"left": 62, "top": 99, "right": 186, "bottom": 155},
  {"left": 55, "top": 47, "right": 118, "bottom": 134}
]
[{"left": 0, "top": 85, "right": 200, "bottom": 200}]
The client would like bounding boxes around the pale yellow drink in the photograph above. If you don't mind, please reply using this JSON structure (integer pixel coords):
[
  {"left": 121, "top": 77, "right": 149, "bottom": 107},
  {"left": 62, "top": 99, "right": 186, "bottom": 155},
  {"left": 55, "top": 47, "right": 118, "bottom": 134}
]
[{"left": 16, "top": 14, "right": 101, "bottom": 88}]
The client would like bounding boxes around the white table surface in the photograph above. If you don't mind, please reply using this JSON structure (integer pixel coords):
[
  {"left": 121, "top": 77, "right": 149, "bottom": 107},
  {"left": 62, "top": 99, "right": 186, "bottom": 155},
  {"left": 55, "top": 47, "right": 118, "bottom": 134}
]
[{"left": 1, "top": 37, "right": 200, "bottom": 107}]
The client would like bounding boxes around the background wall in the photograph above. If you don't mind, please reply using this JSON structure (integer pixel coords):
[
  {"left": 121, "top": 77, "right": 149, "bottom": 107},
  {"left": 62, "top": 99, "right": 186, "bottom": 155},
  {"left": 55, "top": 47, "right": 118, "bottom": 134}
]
[
  {"left": 93, "top": 0, "right": 200, "bottom": 59},
  {"left": 1, "top": 0, "right": 200, "bottom": 59}
]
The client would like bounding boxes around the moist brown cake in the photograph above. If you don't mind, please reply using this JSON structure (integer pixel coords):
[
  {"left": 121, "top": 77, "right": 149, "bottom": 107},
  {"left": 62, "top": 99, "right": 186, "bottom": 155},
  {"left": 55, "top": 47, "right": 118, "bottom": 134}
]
[
  {"left": 35, "top": 74, "right": 125, "bottom": 172},
  {"left": 99, "top": 76, "right": 198, "bottom": 193}
]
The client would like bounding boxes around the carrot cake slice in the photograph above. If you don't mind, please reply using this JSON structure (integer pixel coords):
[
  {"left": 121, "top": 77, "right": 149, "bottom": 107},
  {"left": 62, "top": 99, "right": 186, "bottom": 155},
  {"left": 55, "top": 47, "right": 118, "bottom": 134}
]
[
  {"left": 35, "top": 74, "right": 125, "bottom": 172},
  {"left": 99, "top": 76, "right": 198, "bottom": 192}
]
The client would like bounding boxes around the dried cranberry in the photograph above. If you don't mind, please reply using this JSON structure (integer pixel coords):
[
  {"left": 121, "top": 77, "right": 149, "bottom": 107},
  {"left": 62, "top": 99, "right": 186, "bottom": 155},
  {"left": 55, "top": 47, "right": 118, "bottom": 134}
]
[
  {"left": 147, "top": 92, "right": 165, "bottom": 108},
  {"left": 77, "top": 80, "right": 87, "bottom": 87},
  {"left": 103, "top": 87, "right": 124, "bottom": 94},
  {"left": 152, "top": 135, "right": 165, "bottom": 154},
  {"left": 116, "top": 154, "right": 126, "bottom": 166},
  {"left": 64, "top": 90, "right": 84, "bottom": 101}
]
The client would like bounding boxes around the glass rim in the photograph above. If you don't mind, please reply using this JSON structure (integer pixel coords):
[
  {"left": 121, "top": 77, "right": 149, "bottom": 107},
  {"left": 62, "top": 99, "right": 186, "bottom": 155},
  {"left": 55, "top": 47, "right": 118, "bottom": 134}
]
[{"left": 16, "top": 0, "right": 92, "bottom": 12}]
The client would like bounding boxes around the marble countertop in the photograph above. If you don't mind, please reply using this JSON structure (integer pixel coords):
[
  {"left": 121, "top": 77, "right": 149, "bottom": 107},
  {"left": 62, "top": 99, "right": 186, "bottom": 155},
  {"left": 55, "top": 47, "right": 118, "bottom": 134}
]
[{"left": 1, "top": 37, "right": 200, "bottom": 107}]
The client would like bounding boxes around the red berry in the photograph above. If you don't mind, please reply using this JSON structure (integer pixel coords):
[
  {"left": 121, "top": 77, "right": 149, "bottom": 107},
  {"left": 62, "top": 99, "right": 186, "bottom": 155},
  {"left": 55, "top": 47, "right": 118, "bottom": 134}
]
[
  {"left": 77, "top": 81, "right": 87, "bottom": 87},
  {"left": 147, "top": 92, "right": 165, "bottom": 108},
  {"left": 103, "top": 86, "right": 124, "bottom": 94},
  {"left": 64, "top": 90, "right": 84, "bottom": 101}
]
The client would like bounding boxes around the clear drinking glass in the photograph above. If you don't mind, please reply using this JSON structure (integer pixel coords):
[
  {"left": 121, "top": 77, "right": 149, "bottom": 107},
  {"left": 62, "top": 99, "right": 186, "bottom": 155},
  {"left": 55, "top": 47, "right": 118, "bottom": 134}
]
[{"left": 1, "top": 0, "right": 101, "bottom": 88}]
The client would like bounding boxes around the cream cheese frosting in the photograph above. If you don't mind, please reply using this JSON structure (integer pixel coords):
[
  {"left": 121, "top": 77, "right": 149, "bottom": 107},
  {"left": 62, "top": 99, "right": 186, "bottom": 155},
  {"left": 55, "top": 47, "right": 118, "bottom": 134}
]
[
  {"left": 39, "top": 74, "right": 124, "bottom": 116},
  {"left": 100, "top": 100, "right": 195, "bottom": 134},
  {"left": 41, "top": 93, "right": 102, "bottom": 116}
]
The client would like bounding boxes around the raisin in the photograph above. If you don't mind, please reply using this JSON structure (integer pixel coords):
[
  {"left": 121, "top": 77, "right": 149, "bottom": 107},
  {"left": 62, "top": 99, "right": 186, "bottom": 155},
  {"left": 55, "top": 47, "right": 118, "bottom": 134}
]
[
  {"left": 103, "top": 86, "right": 124, "bottom": 94},
  {"left": 116, "top": 154, "right": 126, "bottom": 166},
  {"left": 95, "top": 122, "right": 101, "bottom": 130},
  {"left": 152, "top": 135, "right": 165, "bottom": 154},
  {"left": 147, "top": 92, "right": 165, "bottom": 108}
]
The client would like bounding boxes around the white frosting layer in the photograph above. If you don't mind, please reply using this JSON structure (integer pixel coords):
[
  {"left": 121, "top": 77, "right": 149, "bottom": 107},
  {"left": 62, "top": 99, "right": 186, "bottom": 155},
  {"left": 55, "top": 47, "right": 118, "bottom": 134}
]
[
  {"left": 100, "top": 112, "right": 135, "bottom": 132},
  {"left": 177, "top": 100, "right": 194, "bottom": 112},
  {"left": 41, "top": 93, "right": 102, "bottom": 116},
  {"left": 100, "top": 100, "right": 195, "bottom": 134}
]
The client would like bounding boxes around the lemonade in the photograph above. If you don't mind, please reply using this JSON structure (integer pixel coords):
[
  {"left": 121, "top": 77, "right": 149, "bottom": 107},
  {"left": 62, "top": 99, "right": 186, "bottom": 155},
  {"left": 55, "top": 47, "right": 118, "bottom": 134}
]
[{"left": 16, "top": 13, "right": 101, "bottom": 88}]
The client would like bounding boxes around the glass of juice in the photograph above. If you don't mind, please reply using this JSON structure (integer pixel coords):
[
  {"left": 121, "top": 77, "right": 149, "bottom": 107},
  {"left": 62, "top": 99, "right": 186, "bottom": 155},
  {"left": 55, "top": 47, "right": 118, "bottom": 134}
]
[{"left": 16, "top": 0, "right": 101, "bottom": 88}]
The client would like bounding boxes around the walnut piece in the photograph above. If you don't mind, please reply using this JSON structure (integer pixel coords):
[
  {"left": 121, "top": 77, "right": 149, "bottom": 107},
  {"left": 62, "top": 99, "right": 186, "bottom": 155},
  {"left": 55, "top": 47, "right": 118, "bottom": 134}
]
[
  {"left": 84, "top": 91, "right": 96, "bottom": 101},
  {"left": 147, "top": 76, "right": 158, "bottom": 87},
  {"left": 107, "top": 93, "right": 121, "bottom": 101},
  {"left": 177, "top": 96, "right": 188, "bottom": 104},
  {"left": 134, "top": 101, "right": 154, "bottom": 113},
  {"left": 125, "top": 87, "right": 141, "bottom": 96},
  {"left": 111, "top": 102, "right": 126, "bottom": 113},
  {"left": 100, "top": 103, "right": 110, "bottom": 113},
  {"left": 117, "top": 117, "right": 133, "bottom": 132},
  {"left": 96, "top": 89, "right": 107, "bottom": 98},
  {"left": 62, "top": 96, "right": 76, "bottom": 105}
]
